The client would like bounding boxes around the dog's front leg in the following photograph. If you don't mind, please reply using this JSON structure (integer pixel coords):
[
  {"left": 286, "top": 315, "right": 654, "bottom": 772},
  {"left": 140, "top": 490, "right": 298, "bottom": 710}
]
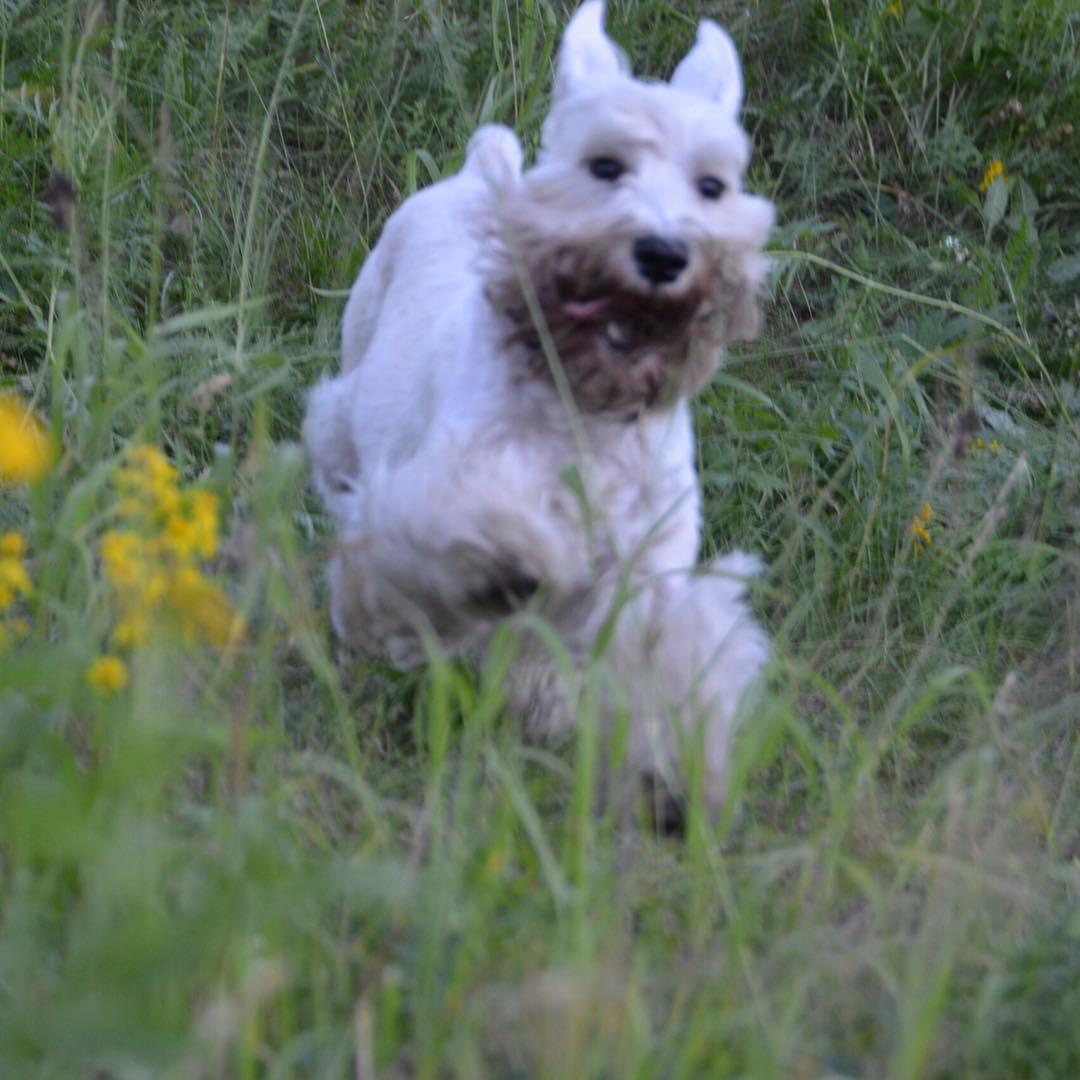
[
  {"left": 602, "top": 551, "right": 769, "bottom": 804},
  {"left": 326, "top": 444, "right": 592, "bottom": 665}
]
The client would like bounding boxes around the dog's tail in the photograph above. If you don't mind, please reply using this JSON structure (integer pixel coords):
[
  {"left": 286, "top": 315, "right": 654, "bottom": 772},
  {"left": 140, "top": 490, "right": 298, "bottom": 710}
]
[{"left": 465, "top": 124, "right": 523, "bottom": 191}]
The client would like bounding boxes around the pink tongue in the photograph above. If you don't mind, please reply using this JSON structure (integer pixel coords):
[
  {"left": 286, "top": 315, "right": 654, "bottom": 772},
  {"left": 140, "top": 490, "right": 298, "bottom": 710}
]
[{"left": 562, "top": 296, "right": 610, "bottom": 321}]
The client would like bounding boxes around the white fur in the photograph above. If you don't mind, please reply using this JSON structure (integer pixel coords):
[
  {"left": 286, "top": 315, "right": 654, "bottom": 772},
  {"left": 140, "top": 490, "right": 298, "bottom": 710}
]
[{"left": 304, "top": 1, "right": 774, "bottom": 803}]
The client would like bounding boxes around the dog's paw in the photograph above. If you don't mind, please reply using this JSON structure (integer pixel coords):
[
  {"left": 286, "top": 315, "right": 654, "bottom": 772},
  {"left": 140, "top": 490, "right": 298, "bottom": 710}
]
[{"left": 440, "top": 534, "right": 544, "bottom": 619}]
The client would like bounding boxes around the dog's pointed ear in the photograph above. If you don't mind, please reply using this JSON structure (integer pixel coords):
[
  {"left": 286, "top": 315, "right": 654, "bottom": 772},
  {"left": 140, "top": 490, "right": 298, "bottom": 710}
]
[
  {"left": 554, "top": 1, "right": 628, "bottom": 99},
  {"left": 669, "top": 21, "right": 744, "bottom": 118}
]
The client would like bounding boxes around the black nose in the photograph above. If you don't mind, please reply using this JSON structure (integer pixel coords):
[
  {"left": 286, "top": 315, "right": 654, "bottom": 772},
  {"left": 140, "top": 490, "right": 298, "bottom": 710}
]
[{"left": 633, "top": 235, "right": 689, "bottom": 285}]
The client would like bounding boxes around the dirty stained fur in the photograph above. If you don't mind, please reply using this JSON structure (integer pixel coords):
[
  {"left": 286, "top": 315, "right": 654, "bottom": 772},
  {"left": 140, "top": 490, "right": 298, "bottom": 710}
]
[{"left": 486, "top": 215, "right": 764, "bottom": 418}]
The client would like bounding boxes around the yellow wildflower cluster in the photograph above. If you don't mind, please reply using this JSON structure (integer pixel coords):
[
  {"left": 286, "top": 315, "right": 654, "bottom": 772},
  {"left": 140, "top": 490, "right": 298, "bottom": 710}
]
[
  {"left": 979, "top": 159, "right": 1005, "bottom": 193},
  {"left": 0, "top": 393, "right": 52, "bottom": 649},
  {"left": 0, "top": 531, "right": 32, "bottom": 647},
  {"left": 970, "top": 436, "right": 1002, "bottom": 453},
  {"left": 909, "top": 502, "right": 933, "bottom": 553},
  {"left": 885, "top": 0, "right": 902, "bottom": 17},
  {"left": 92, "top": 446, "right": 241, "bottom": 690},
  {"left": 0, "top": 391, "right": 56, "bottom": 485},
  {"left": 86, "top": 654, "right": 129, "bottom": 693}
]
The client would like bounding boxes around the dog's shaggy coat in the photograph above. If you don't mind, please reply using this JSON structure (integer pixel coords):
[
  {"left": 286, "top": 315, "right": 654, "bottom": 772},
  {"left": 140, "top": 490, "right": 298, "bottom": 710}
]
[{"left": 305, "top": 1, "right": 775, "bottom": 801}]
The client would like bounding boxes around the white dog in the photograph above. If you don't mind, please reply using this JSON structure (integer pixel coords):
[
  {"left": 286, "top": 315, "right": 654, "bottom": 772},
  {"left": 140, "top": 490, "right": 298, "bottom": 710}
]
[{"left": 305, "top": 1, "right": 774, "bottom": 805}]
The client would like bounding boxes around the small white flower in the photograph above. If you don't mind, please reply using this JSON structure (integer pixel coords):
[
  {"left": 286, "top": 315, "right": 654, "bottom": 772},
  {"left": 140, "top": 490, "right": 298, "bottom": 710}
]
[{"left": 943, "top": 235, "right": 971, "bottom": 264}]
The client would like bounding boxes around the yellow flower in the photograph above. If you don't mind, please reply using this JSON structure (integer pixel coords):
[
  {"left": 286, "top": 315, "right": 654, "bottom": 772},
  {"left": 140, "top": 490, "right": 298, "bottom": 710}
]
[
  {"left": 87, "top": 654, "right": 129, "bottom": 693},
  {"left": 160, "top": 490, "right": 219, "bottom": 560},
  {"left": 0, "top": 393, "right": 56, "bottom": 485},
  {"left": 0, "top": 530, "right": 33, "bottom": 644},
  {"left": 127, "top": 445, "right": 177, "bottom": 485},
  {"left": 979, "top": 159, "right": 1005, "bottom": 193},
  {"left": 0, "top": 559, "right": 32, "bottom": 608},
  {"left": 139, "top": 568, "right": 169, "bottom": 606},
  {"left": 100, "top": 444, "right": 234, "bottom": 653},
  {"left": 101, "top": 530, "right": 148, "bottom": 590},
  {"left": 0, "top": 533, "right": 33, "bottom": 610},
  {"left": 909, "top": 502, "right": 933, "bottom": 552},
  {"left": 116, "top": 446, "right": 182, "bottom": 525},
  {"left": 885, "top": 0, "right": 902, "bottom": 16},
  {"left": 153, "top": 485, "right": 182, "bottom": 521},
  {"left": 189, "top": 490, "right": 219, "bottom": 558},
  {"left": 0, "top": 530, "right": 26, "bottom": 559},
  {"left": 168, "top": 567, "right": 244, "bottom": 647},
  {"left": 114, "top": 610, "right": 151, "bottom": 648}
]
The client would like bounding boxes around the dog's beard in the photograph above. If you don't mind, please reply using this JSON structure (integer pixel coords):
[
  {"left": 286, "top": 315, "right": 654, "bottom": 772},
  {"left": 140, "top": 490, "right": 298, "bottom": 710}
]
[{"left": 483, "top": 205, "right": 761, "bottom": 419}]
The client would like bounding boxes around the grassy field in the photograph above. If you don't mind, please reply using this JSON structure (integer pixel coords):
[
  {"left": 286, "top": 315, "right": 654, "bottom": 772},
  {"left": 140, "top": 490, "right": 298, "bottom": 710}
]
[{"left": 2, "top": 0, "right": 1079, "bottom": 1075}]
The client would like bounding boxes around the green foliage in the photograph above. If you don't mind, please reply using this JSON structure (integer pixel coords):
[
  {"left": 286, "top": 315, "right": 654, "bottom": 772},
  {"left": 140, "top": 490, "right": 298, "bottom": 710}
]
[{"left": 1, "top": 0, "right": 1078, "bottom": 1075}]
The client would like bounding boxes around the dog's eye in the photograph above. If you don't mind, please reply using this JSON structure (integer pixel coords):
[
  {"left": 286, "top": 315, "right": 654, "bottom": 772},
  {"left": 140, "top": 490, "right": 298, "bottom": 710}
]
[
  {"left": 588, "top": 156, "right": 626, "bottom": 182},
  {"left": 697, "top": 176, "right": 727, "bottom": 200}
]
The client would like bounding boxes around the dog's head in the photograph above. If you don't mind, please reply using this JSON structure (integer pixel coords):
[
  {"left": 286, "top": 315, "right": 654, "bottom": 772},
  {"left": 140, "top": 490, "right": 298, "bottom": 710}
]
[{"left": 487, "top": 1, "right": 774, "bottom": 419}]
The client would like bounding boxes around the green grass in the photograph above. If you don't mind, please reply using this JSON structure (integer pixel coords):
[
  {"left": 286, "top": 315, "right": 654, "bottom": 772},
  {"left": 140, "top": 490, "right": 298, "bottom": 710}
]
[{"left": 2, "top": 0, "right": 1079, "bottom": 1075}]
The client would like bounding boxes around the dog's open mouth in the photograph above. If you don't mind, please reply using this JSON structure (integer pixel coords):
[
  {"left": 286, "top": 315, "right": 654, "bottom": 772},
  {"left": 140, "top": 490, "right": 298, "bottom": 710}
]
[
  {"left": 560, "top": 294, "right": 611, "bottom": 323},
  {"left": 561, "top": 299, "right": 636, "bottom": 355},
  {"left": 555, "top": 276, "right": 699, "bottom": 359},
  {"left": 558, "top": 294, "right": 636, "bottom": 354},
  {"left": 489, "top": 252, "right": 722, "bottom": 417}
]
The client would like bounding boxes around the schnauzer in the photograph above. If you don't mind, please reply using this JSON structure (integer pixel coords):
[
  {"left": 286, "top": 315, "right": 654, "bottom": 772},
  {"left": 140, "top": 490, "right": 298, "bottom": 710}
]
[{"left": 305, "top": 1, "right": 775, "bottom": 805}]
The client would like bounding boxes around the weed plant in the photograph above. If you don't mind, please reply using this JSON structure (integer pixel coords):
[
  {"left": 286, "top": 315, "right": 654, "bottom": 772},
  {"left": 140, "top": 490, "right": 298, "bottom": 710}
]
[{"left": 1, "top": 1, "right": 1078, "bottom": 1075}]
